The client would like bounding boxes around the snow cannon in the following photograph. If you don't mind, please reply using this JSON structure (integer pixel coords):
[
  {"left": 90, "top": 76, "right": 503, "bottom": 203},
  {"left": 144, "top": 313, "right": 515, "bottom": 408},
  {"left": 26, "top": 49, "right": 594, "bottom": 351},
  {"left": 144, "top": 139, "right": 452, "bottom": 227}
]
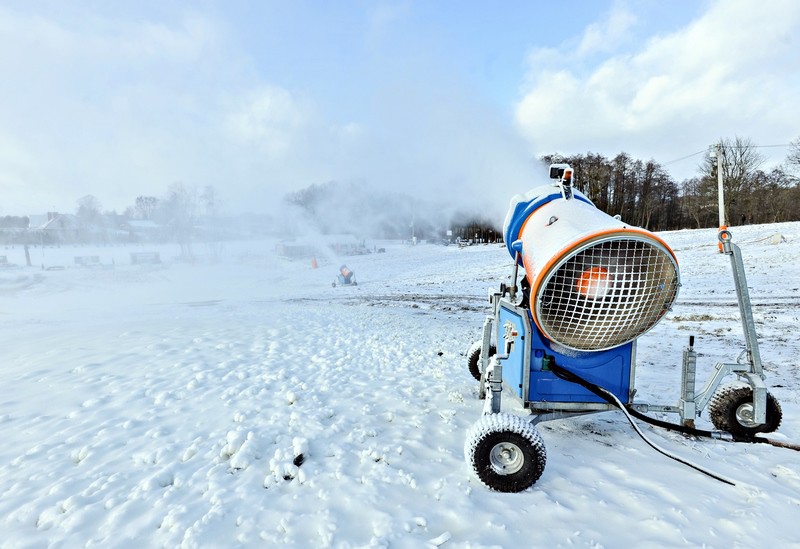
[
  {"left": 502, "top": 164, "right": 680, "bottom": 351},
  {"left": 332, "top": 265, "right": 357, "bottom": 287},
  {"left": 464, "top": 163, "right": 783, "bottom": 493}
]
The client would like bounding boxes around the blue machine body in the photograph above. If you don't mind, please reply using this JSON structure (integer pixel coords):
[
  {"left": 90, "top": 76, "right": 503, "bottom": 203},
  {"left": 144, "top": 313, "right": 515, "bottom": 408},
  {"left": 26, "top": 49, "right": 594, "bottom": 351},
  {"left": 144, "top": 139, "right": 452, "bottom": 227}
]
[
  {"left": 497, "top": 182, "right": 636, "bottom": 406},
  {"left": 497, "top": 301, "right": 634, "bottom": 406}
]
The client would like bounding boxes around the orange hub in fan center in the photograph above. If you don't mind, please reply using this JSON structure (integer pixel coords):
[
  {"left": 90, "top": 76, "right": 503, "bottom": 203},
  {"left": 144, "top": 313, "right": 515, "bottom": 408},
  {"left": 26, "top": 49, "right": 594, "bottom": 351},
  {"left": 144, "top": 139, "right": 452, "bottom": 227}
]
[{"left": 576, "top": 266, "right": 611, "bottom": 299}]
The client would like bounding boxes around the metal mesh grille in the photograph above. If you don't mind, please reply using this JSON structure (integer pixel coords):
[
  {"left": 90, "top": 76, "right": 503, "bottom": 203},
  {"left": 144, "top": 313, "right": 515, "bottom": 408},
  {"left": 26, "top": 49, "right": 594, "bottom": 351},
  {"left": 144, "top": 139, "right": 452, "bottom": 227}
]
[{"left": 535, "top": 236, "right": 679, "bottom": 351}]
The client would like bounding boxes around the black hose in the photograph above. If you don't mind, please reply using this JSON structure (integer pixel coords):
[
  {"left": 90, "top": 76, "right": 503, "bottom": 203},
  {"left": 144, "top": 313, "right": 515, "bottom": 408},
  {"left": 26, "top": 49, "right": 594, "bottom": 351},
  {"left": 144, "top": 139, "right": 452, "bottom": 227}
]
[
  {"left": 550, "top": 363, "right": 718, "bottom": 437},
  {"left": 549, "top": 362, "right": 800, "bottom": 451},
  {"left": 548, "top": 362, "right": 737, "bottom": 485}
]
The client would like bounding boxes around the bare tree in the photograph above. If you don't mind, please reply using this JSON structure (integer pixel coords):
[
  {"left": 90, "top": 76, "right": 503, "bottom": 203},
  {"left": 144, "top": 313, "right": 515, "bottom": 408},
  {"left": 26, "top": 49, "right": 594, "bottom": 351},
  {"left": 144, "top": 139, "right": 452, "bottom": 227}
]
[
  {"left": 135, "top": 196, "right": 158, "bottom": 220},
  {"left": 583, "top": 152, "right": 612, "bottom": 212},
  {"left": 76, "top": 195, "right": 102, "bottom": 223},
  {"left": 609, "top": 153, "right": 633, "bottom": 217},
  {"left": 706, "top": 137, "right": 764, "bottom": 225},
  {"left": 159, "top": 183, "right": 196, "bottom": 260},
  {"left": 200, "top": 186, "right": 223, "bottom": 260},
  {"left": 200, "top": 186, "right": 220, "bottom": 217},
  {"left": 746, "top": 168, "right": 794, "bottom": 223},
  {"left": 788, "top": 136, "right": 800, "bottom": 173},
  {"left": 76, "top": 195, "right": 104, "bottom": 242},
  {"left": 637, "top": 160, "right": 672, "bottom": 230}
]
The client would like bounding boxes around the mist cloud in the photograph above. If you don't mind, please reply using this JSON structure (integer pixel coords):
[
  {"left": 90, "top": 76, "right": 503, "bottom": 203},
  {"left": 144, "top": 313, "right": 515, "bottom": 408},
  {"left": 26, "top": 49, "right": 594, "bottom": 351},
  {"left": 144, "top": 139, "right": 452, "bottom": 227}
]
[{"left": 0, "top": 3, "right": 540, "bottom": 228}]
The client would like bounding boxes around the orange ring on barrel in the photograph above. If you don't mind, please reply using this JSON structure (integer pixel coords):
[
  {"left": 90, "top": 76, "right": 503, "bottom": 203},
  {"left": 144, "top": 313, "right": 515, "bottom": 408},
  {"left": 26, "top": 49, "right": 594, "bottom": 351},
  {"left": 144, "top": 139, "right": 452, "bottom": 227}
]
[{"left": 527, "top": 227, "right": 678, "bottom": 337}]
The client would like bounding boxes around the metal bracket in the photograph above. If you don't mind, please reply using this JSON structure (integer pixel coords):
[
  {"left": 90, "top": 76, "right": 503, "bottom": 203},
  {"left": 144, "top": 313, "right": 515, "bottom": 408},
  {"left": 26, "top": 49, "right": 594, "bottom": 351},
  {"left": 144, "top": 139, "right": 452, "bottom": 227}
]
[
  {"left": 715, "top": 229, "right": 766, "bottom": 423},
  {"left": 679, "top": 336, "right": 698, "bottom": 427},
  {"left": 482, "top": 356, "right": 504, "bottom": 415},
  {"left": 478, "top": 314, "right": 494, "bottom": 401}
]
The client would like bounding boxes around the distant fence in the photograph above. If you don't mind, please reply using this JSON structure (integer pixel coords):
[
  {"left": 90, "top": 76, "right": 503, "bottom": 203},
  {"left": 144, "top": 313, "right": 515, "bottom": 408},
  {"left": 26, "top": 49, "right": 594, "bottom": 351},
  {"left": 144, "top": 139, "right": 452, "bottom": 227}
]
[{"left": 130, "top": 252, "right": 161, "bottom": 265}]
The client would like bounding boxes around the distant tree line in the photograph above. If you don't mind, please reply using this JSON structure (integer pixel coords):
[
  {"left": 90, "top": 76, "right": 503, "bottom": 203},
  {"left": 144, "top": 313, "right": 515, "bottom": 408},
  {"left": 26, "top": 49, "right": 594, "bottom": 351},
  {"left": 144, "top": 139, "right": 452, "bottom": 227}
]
[
  {"left": 449, "top": 215, "right": 502, "bottom": 244},
  {"left": 438, "top": 136, "right": 800, "bottom": 241},
  {"left": 0, "top": 216, "right": 29, "bottom": 229},
  {"left": 0, "top": 183, "right": 253, "bottom": 260},
  {"left": 540, "top": 136, "right": 800, "bottom": 232},
  {"left": 10, "top": 134, "right": 797, "bottom": 250}
]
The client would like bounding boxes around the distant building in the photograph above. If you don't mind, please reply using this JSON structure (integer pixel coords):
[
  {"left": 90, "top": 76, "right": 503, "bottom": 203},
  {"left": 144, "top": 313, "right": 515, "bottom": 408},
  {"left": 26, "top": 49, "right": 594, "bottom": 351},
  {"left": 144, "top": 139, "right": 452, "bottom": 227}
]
[
  {"left": 28, "top": 212, "right": 80, "bottom": 243},
  {"left": 127, "top": 219, "right": 162, "bottom": 242}
]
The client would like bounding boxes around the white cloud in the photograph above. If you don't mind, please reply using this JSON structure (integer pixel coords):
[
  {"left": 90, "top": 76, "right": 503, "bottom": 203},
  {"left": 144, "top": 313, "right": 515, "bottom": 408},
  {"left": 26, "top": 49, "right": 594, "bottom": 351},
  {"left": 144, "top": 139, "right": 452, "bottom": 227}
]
[
  {"left": 515, "top": 0, "right": 800, "bottom": 180},
  {"left": 0, "top": 8, "right": 216, "bottom": 71},
  {"left": 577, "top": 4, "right": 637, "bottom": 57},
  {"left": 119, "top": 15, "right": 219, "bottom": 61},
  {"left": 225, "top": 86, "right": 313, "bottom": 158},
  {"left": 0, "top": 7, "right": 247, "bottom": 214}
]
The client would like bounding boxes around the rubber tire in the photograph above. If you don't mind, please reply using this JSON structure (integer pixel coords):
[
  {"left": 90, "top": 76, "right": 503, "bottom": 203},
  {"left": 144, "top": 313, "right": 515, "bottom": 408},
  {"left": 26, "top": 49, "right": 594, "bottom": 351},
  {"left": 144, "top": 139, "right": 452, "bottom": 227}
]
[
  {"left": 465, "top": 413, "right": 546, "bottom": 492},
  {"left": 708, "top": 385, "right": 782, "bottom": 438},
  {"left": 467, "top": 342, "right": 496, "bottom": 381}
]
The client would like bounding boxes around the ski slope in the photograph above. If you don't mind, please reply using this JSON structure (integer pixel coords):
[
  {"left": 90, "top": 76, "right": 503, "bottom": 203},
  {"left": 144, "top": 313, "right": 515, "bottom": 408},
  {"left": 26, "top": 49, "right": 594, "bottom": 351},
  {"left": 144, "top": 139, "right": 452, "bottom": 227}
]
[{"left": 1, "top": 222, "right": 799, "bottom": 548}]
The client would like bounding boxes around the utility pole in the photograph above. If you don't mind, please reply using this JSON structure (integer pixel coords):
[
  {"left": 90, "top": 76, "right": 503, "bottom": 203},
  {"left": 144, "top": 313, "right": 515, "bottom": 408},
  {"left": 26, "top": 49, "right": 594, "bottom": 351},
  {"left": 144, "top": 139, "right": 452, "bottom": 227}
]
[
  {"left": 715, "top": 141, "right": 726, "bottom": 228},
  {"left": 711, "top": 141, "right": 726, "bottom": 253}
]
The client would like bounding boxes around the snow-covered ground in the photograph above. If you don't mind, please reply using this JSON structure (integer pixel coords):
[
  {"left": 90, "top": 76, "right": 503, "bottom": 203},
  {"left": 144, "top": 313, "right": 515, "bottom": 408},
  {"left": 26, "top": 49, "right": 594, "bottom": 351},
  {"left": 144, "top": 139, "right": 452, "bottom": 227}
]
[{"left": 1, "top": 223, "right": 799, "bottom": 548}]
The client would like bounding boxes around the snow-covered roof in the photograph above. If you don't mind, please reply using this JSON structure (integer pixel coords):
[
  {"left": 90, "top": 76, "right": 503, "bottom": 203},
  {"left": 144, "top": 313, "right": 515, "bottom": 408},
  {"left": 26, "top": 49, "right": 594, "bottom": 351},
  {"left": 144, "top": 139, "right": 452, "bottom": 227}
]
[{"left": 128, "top": 220, "right": 160, "bottom": 229}]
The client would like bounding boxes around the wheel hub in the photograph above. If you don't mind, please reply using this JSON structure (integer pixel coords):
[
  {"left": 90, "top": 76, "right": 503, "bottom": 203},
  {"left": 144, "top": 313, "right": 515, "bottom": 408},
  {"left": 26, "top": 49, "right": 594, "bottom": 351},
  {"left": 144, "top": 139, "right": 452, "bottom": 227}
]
[
  {"left": 736, "top": 402, "right": 757, "bottom": 427},
  {"left": 489, "top": 442, "right": 524, "bottom": 475}
]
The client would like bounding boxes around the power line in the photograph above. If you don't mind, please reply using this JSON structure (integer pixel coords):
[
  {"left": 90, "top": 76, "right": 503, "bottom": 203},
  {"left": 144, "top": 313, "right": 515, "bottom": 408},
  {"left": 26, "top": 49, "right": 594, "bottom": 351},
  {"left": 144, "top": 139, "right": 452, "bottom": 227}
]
[
  {"left": 664, "top": 143, "right": 794, "bottom": 166},
  {"left": 663, "top": 150, "right": 706, "bottom": 166}
]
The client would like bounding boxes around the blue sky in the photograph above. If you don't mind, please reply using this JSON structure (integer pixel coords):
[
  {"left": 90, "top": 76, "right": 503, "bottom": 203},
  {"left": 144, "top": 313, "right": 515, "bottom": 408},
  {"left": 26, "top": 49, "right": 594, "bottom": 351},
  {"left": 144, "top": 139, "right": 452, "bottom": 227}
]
[{"left": 1, "top": 0, "right": 798, "bottom": 218}]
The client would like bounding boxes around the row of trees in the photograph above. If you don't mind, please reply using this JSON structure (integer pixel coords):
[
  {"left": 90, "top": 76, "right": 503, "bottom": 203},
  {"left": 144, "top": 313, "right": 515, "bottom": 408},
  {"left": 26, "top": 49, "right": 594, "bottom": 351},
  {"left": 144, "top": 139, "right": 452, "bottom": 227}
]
[
  {"left": 0, "top": 184, "right": 235, "bottom": 258},
  {"left": 686, "top": 137, "right": 800, "bottom": 227},
  {"left": 542, "top": 151, "right": 680, "bottom": 231},
  {"left": 7, "top": 135, "right": 798, "bottom": 250},
  {"left": 541, "top": 136, "right": 800, "bottom": 232},
  {"left": 59, "top": 184, "right": 218, "bottom": 257}
]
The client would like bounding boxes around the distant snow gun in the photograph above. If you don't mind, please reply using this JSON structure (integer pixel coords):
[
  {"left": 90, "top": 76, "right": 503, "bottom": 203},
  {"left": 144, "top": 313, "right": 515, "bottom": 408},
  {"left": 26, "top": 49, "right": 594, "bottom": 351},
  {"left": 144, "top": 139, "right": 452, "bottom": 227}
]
[
  {"left": 463, "top": 163, "right": 786, "bottom": 493},
  {"left": 332, "top": 265, "right": 357, "bottom": 287}
]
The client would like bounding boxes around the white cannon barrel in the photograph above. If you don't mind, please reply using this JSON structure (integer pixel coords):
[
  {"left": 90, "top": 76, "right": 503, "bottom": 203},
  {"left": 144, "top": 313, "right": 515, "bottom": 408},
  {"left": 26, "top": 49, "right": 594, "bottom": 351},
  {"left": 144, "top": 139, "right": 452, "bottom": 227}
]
[{"left": 503, "top": 182, "right": 680, "bottom": 352}]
